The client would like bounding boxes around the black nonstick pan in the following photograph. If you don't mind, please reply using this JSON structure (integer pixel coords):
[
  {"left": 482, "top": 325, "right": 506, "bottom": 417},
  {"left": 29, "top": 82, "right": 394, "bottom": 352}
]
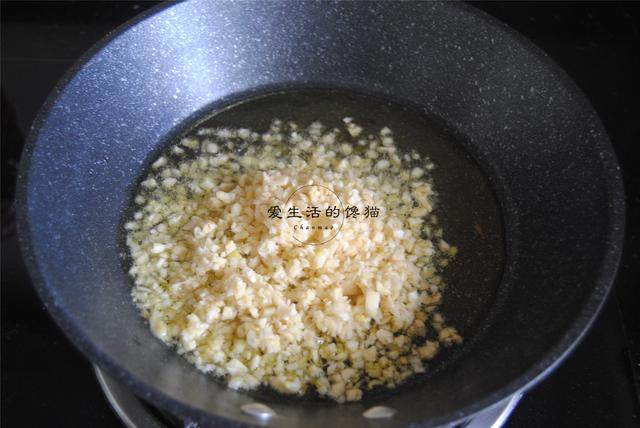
[{"left": 16, "top": 2, "right": 625, "bottom": 427}]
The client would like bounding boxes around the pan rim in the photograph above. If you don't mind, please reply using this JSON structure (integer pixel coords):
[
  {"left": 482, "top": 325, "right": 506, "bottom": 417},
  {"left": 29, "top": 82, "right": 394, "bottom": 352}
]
[{"left": 14, "top": 2, "right": 626, "bottom": 426}]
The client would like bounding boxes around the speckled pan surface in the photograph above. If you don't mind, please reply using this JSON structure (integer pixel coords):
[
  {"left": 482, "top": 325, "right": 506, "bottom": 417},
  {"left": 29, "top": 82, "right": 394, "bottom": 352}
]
[{"left": 16, "top": 1, "right": 624, "bottom": 427}]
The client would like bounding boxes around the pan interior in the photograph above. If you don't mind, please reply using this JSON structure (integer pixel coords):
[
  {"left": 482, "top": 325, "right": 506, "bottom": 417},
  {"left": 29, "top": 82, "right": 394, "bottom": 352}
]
[{"left": 126, "top": 88, "right": 506, "bottom": 403}]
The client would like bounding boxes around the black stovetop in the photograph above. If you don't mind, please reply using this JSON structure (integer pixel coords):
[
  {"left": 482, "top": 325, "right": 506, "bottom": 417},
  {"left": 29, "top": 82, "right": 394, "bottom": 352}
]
[{"left": 1, "top": 3, "right": 639, "bottom": 427}]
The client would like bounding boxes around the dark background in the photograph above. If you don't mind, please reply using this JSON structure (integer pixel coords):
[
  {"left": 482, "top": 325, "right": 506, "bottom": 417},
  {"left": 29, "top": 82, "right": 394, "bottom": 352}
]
[{"left": 1, "top": 2, "right": 639, "bottom": 427}]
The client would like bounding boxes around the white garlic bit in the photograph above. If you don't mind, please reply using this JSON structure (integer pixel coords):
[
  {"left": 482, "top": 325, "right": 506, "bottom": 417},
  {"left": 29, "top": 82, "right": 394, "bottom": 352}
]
[{"left": 126, "top": 118, "right": 460, "bottom": 403}]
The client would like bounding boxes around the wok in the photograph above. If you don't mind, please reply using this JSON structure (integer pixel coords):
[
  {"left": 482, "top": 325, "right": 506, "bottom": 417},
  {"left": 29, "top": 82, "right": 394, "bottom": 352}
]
[{"left": 16, "top": 1, "right": 625, "bottom": 427}]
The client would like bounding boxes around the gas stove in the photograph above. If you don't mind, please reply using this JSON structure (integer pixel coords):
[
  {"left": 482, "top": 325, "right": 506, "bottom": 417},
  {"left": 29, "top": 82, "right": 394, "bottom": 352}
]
[{"left": 93, "top": 366, "right": 521, "bottom": 427}]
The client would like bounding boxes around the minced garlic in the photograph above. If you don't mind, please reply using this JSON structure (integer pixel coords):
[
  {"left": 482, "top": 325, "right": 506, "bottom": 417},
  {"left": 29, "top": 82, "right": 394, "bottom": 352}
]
[{"left": 126, "top": 118, "right": 461, "bottom": 403}]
